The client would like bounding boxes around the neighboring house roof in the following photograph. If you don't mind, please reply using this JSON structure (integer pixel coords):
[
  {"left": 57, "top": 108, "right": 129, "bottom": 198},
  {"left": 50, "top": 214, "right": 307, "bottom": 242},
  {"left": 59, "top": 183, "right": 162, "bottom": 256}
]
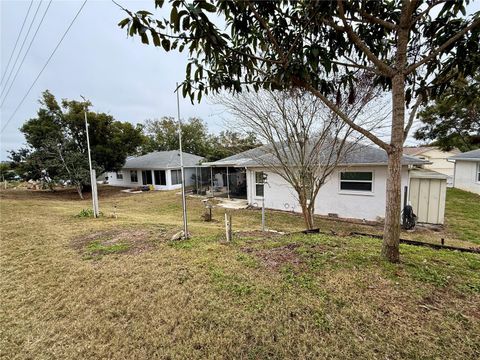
[
  {"left": 449, "top": 149, "right": 480, "bottom": 161},
  {"left": 122, "top": 150, "right": 204, "bottom": 169},
  {"left": 403, "top": 146, "right": 460, "bottom": 156},
  {"left": 205, "top": 142, "right": 428, "bottom": 167}
]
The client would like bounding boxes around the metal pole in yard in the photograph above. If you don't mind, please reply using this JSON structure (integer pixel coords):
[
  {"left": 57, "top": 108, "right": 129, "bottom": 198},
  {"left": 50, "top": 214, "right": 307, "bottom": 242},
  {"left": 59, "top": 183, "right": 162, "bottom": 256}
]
[
  {"left": 262, "top": 196, "right": 265, "bottom": 232},
  {"left": 226, "top": 167, "right": 230, "bottom": 199},
  {"left": 176, "top": 83, "right": 189, "bottom": 239},
  {"left": 81, "top": 95, "right": 98, "bottom": 218},
  {"left": 210, "top": 167, "right": 214, "bottom": 197}
]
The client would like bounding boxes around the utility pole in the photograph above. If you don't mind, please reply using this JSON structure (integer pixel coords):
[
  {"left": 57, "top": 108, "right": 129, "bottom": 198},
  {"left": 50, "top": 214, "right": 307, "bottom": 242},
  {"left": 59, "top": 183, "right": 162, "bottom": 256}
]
[
  {"left": 176, "top": 83, "right": 189, "bottom": 239},
  {"left": 81, "top": 95, "right": 99, "bottom": 218}
]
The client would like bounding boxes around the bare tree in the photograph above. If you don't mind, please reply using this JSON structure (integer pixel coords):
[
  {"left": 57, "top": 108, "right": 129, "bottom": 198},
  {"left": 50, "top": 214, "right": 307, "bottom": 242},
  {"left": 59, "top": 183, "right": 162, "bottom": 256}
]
[{"left": 218, "top": 82, "right": 386, "bottom": 230}]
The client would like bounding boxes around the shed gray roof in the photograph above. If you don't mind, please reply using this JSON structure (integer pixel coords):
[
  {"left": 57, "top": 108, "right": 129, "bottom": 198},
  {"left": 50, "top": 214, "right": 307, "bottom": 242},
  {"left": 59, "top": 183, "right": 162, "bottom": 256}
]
[
  {"left": 205, "top": 142, "right": 428, "bottom": 167},
  {"left": 449, "top": 149, "right": 480, "bottom": 161},
  {"left": 122, "top": 150, "right": 204, "bottom": 169}
]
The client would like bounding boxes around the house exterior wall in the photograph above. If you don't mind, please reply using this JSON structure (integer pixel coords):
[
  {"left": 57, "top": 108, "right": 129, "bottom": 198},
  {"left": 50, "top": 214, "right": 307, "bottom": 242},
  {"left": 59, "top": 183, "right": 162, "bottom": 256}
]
[
  {"left": 453, "top": 161, "right": 480, "bottom": 194},
  {"left": 418, "top": 149, "right": 456, "bottom": 177},
  {"left": 246, "top": 165, "right": 410, "bottom": 222},
  {"left": 105, "top": 167, "right": 197, "bottom": 191}
]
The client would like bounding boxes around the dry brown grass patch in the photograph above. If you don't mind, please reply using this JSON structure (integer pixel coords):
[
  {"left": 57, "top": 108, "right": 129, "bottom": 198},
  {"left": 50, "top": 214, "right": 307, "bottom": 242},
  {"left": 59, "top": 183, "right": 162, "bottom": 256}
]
[
  {"left": 70, "top": 227, "right": 173, "bottom": 258},
  {"left": 242, "top": 243, "right": 303, "bottom": 271}
]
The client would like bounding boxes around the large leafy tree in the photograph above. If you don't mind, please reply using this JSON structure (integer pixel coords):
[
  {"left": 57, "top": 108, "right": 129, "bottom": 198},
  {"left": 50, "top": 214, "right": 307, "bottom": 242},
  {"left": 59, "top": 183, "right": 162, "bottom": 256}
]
[
  {"left": 118, "top": 0, "right": 480, "bottom": 262},
  {"left": 415, "top": 75, "right": 480, "bottom": 151},
  {"left": 142, "top": 116, "right": 211, "bottom": 155},
  {"left": 207, "top": 130, "right": 261, "bottom": 161},
  {"left": 11, "top": 91, "right": 144, "bottom": 198},
  {"left": 142, "top": 116, "right": 260, "bottom": 160}
]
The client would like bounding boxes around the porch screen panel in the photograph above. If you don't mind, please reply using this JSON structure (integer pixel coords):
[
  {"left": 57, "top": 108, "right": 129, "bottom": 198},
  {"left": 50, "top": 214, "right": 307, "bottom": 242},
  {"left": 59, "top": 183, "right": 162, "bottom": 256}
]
[
  {"left": 171, "top": 169, "right": 182, "bottom": 185},
  {"left": 154, "top": 170, "right": 166, "bottom": 185}
]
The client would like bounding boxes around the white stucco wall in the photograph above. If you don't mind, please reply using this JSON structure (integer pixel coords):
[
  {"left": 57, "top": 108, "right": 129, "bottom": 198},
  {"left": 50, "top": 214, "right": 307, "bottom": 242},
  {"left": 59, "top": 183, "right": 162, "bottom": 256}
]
[
  {"left": 453, "top": 161, "right": 480, "bottom": 194},
  {"left": 246, "top": 165, "right": 410, "bottom": 222},
  {"left": 105, "top": 168, "right": 197, "bottom": 191}
]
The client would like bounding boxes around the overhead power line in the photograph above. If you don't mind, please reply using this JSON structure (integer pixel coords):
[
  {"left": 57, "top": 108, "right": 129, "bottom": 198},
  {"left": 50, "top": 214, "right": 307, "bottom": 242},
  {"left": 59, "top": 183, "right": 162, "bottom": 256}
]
[
  {"left": 0, "top": 0, "right": 43, "bottom": 99},
  {"left": 0, "top": 0, "right": 34, "bottom": 86},
  {"left": 0, "top": 0, "right": 53, "bottom": 107},
  {"left": 1, "top": 0, "right": 88, "bottom": 134}
]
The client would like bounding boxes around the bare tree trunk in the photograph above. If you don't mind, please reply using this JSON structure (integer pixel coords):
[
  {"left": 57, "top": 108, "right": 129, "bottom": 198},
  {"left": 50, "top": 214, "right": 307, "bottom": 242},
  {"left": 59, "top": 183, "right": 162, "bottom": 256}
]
[
  {"left": 76, "top": 183, "right": 84, "bottom": 200},
  {"left": 382, "top": 73, "right": 405, "bottom": 263},
  {"left": 299, "top": 195, "right": 314, "bottom": 230}
]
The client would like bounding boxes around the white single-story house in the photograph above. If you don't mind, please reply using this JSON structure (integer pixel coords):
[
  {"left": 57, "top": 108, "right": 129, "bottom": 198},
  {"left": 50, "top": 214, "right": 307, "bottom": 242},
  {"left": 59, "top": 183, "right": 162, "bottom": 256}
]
[
  {"left": 449, "top": 149, "right": 480, "bottom": 194},
  {"left": 205, "top": 144, "right": 448, "bottom": 224},
  {"left": 105, "top": 150, "right": 204, "bottom": 191},
  {"left": 403, "top": 146, "right": 460, "bottom": 186}
]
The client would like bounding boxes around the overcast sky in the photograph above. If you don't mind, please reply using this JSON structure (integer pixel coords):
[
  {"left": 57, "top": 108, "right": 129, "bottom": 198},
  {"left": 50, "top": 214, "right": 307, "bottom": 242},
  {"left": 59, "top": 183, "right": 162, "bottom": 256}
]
[
  {"left": 1, "top": 1, "right": 479, "bottom": 161},
  {"left": 0, "top": 0, "right": 227, "bottom": 160}
]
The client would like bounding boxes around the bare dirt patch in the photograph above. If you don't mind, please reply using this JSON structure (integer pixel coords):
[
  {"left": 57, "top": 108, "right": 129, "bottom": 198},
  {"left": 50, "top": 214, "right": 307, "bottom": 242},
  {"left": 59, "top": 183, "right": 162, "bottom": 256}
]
[
  {"left": 242, "top": 243, "right": 302, "bottom": 271},
  {"left": 70, "top": 227, "right": 172, "bottom": 259}
]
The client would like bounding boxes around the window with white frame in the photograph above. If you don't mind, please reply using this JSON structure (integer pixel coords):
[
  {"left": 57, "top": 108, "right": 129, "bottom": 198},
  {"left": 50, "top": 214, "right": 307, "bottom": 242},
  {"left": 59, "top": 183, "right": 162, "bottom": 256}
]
[
  {"left": 340, "top": 171, "right": 373, "bottom": 192},
  {"left": 171, "top": 169, "right": 182, "bottom": 185},
  {"left": 116, "top": 171, "right": 123, "bottom": 180},
  {"left": 477, "top": 162, "right": 480, "bottom": 183},
  {"left": 255, "top": 171, "right": 264, "bottom": 197},
  {"left": 130, "top": 170, "right": 138, "bottom": 183}
]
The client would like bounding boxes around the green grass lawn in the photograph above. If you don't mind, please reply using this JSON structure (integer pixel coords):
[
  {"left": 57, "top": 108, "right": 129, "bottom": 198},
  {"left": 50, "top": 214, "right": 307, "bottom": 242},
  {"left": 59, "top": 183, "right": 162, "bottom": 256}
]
[
  {"left": 1, "top": 186, "right": 479, "bottom": 359},
  {"left": 445, "top": 188, "right": 480, "bottom": 245}
]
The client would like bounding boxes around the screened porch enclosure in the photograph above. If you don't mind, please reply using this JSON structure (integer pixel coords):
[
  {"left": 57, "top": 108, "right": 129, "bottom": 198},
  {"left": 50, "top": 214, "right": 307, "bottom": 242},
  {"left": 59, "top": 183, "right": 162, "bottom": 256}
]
[{"left": 192, "top": 166, "right": 247, "bottom": 199}]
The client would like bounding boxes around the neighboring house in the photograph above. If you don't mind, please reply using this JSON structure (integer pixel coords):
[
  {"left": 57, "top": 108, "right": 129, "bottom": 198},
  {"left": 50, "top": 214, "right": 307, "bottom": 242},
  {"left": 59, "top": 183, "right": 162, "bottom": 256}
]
[
  {"left": 106, "top": 150, "right": 204, "bottom": 191},
  {"left": 403, "top": 146, "right": 460, "bottom": 186},
  {"left": 449, "top": 149, "right": 480, "bottom": 194},
  {"left": 205, "top": 144, "right": 447, "bottom": 224}
]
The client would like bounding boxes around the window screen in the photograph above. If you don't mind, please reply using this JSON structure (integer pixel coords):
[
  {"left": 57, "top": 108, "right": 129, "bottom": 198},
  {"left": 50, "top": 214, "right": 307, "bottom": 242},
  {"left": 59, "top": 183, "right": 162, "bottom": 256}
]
[
  {"left": 154, "top": 170, "right": 166, "bottom": 185},
  {"left": 171, "top": 169, "right": 182, "bottom": 185}
]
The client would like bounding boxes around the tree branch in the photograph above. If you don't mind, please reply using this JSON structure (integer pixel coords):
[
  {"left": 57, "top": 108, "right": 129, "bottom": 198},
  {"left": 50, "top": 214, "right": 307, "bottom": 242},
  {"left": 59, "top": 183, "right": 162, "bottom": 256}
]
[
  {"left": 403, "top": 94, "right": 423, "bottom": 141},
  {"left": 336, "top": 0, "right": 395, "bottom": 77},
  {"left": 405, "top": 17, "right": 480, "bottom": 74},
  {"left": 302, "top": 82, "right": 390, "bottom": 151}
]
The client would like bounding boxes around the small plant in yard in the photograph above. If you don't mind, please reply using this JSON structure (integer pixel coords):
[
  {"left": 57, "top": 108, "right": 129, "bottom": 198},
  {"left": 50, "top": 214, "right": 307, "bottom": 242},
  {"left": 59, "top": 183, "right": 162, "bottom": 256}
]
[{"left": 75, "top": 208, "right": 104, "bottom": 218}]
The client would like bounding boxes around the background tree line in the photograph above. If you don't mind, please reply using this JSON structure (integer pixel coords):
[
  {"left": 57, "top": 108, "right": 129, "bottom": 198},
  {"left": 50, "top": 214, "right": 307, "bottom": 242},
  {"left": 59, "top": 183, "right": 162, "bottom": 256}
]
[
  {"left": 141, "top": 116, "right": 261, "bottom": 161},
  {"left": 7, "top": 91, "right": 260, "bottom": 196}
]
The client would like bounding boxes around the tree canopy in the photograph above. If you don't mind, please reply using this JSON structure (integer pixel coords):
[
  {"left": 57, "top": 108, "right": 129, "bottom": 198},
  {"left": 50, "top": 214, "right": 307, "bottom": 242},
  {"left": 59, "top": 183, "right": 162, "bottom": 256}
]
[
  {"left": 10, "top": 91, "right": 144, "bottom": 197},
  {"left": 141, "top": 116, "right": 260, "bottom": 161},
  {"left": 415, "top": 75, "right": 480, "bottom": 151}
]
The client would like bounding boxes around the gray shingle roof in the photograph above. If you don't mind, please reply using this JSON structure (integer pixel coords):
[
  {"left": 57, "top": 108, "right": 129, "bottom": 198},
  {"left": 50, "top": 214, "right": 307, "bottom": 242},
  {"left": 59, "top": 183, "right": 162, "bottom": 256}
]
[
  {"left": 205, "top": 142, "right": 428, "bottom": 167},
  {"left": 449, "top": 149, "right": 480, "bottom": 161},
  {"left": 122, "top": 150, "right": 204, "bottom": 169}
]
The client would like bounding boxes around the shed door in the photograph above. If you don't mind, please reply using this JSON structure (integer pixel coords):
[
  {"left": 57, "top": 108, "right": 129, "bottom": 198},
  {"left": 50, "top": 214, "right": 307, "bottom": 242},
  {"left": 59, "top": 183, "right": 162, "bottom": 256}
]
[{"left": 408, "top": 178, "right": 446, "bottom": 225}]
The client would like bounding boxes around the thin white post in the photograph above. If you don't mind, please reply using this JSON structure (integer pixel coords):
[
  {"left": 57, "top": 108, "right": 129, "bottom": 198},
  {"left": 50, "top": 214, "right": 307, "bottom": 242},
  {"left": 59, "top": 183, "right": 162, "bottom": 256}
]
[
  {"left": 210, "top": 167, "right": 214, "bottom": 197},
  {"left": 224, "top": 212, "right": 232, "bottom": 242},
  {"left": 176, "top": 83, "right": 188, "bottom": 239},
  {"left": 82, "top": 96, "right": 98, "bottom": 218},
  {"left": 226, "top": 167, "right": 230, "bottom": 199},
  {"left": 262, "top": 196, "right": 265, "bottom": 232}
]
